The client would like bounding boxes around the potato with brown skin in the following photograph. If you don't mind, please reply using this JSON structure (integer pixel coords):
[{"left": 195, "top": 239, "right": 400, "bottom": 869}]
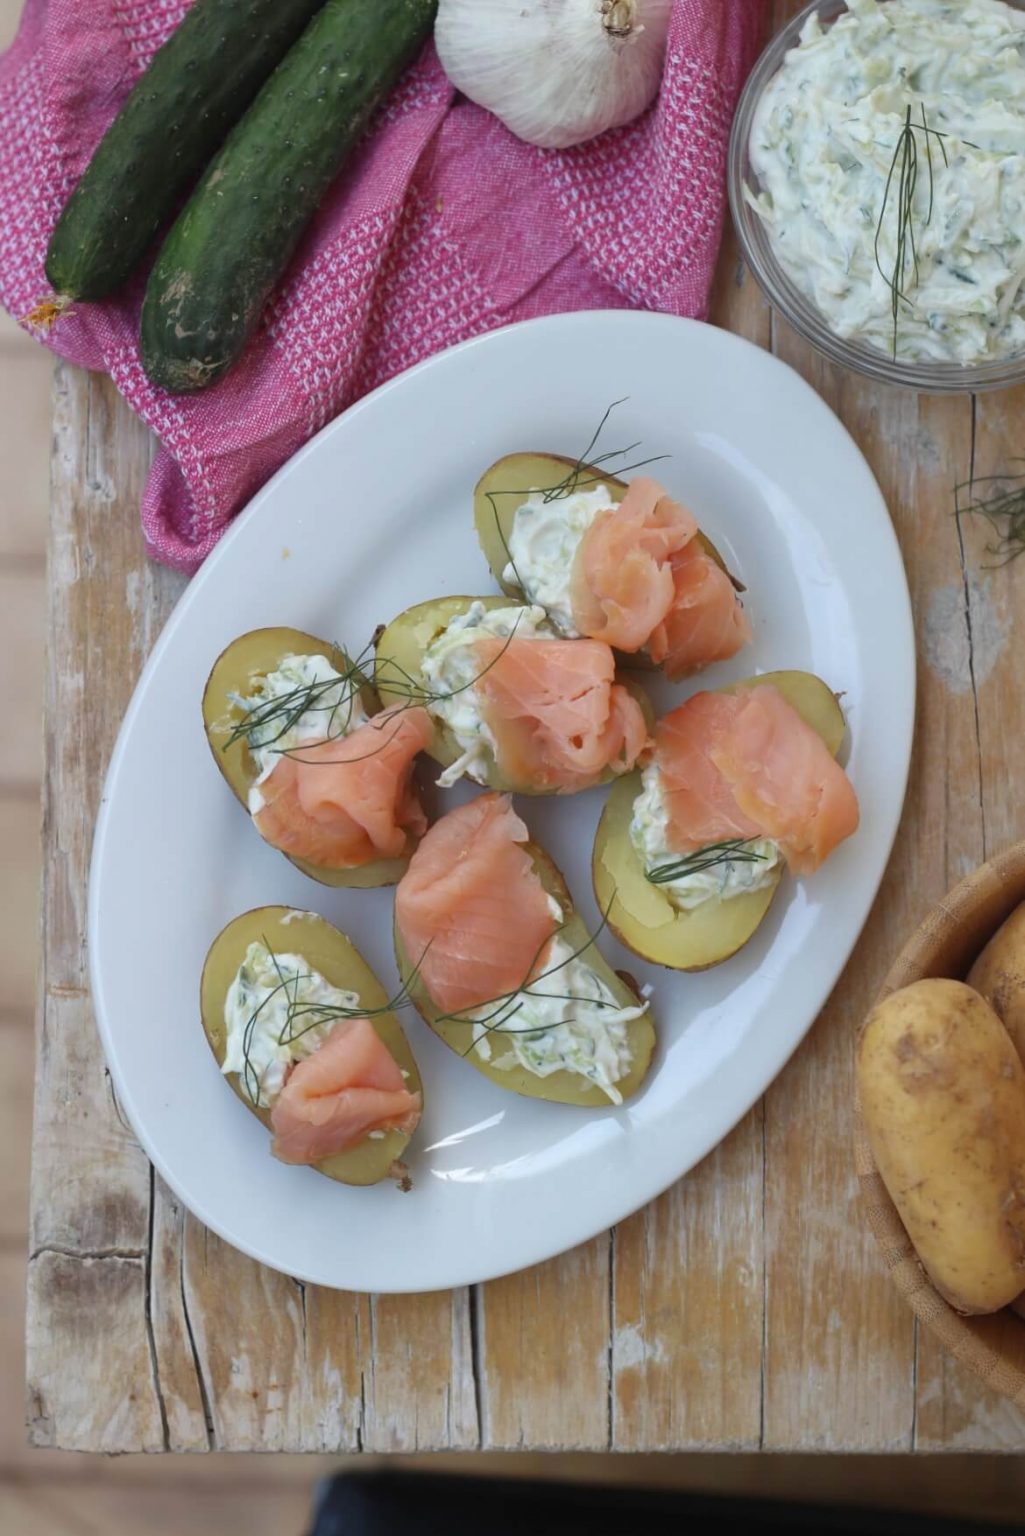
[
  {"left": 202, "top": 906, "right": 422, "bottom": 1186},
  {"left": 393, "top": 840, "right": 656, "bottom": 1108},
  {"left": 857, "top": 978, "right": 1025, "bottom": 1314},
  {"left": 374, "top": 595, "right": 653, "bottom": 796},
  {"left": 203, "top": 626, "right": 415, "bottom": 888},
  {"left": 968, "top": 902, "right": 1025, "bottom": 1064},
  {"left": 591, "top": 670, "right": 847, "bottom": 971},
  {"left": 473, "top": 452, "right": 741, "bottom": 672}
]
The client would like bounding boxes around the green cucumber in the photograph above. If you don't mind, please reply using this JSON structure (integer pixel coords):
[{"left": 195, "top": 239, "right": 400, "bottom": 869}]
[
  {"left": 43, "top": 0, "right": 329, "bottom": 306},
  {"left": 140, "top": 0, "right": 438, "bottom": 394}
]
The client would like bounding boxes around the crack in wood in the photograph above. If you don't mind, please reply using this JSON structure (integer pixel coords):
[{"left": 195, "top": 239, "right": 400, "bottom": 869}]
[
  {"left": 759, "top": 1102, "right": 768, "bottom": 1450},
  {"left": 955, "top": 395, "right": 988, "bottom": 859},
  {"left": 911, "top": 1315, "right": 919, "bottom": 1451},
  {"left": 468, "top": 1285, "right": 485, "bottom": 1450},
  {"left": 29, "top": 1244, "right": 146, "bottom": 1264},
  {"left": 606, "top": 1227, "right": 616, "bottom": 1450},
  {"left": 145, "top": 1166, "right": 171, "bottom": 1452},
  {"left": 179, "top": 1225, "right": 215, "bottom": 1450}
]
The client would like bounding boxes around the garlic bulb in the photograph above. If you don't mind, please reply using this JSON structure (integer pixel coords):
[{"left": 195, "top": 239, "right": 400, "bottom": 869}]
[{"left": 435, "top": 0, "right": 672, "bottom": 151}]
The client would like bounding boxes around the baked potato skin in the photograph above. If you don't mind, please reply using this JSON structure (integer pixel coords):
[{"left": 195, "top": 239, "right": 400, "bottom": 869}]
[
  {"left": 858, "top": 978, "right": 1025, "bottom": 1315},
  {"left": 592, "top": 671, "right": 847, "bottom": 972},
  {"left": 393, "top": 842, "right": 656, "bottom": 1108},
  {"left": 201, "top": 906, "right": 421, "bottom": 1186},
  {"left": 968, "top": 902, "right": 1025, "bottom": 1064},
  {"left": 202, "top": 626, "right": 410, "bottom": 888},
  {"left": 374, "top": 595, "right": 652, "bottom": 796}
]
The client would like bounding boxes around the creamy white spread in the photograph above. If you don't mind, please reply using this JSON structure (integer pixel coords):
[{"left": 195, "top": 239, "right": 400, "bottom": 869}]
[
  {"left": 222, "top": 936, "right": 360, "bottom": 1109},
  {"left": 502, "top": 484, "right": 615, "bottom": 634},
  {"left": 230, "top": 652, "right": 367, "bottom": 815},
  {"left": 469, "top": 898, "right": 644, "bottom": 1105},
  {"left": 420, "top": 601, "right": 555, "bottom": 788},
  {"left": 630, "top": 763, "right": 781, "bottom": 911},
  {"left": 748, "top": 0, "right": 1025, "bottom": 364}
]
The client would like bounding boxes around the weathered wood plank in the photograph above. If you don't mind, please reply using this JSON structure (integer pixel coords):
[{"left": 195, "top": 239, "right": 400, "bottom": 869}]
[
  {"left": 360, "top": 1291, "right": 478, "bottom": 1451},
  {"left": 612, "top": 1119, "right": 765, "bottom": 1450},
  {"left": 476, "top": 1240, "right": 611, "bottom": 1450},
  {"left": 26, "top": 365, "right": 188, "bottom": 1451}
]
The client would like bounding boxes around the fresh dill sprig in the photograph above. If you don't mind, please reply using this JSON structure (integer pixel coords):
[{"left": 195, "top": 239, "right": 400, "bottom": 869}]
[
  {"left": 874, "top": 104, "right": 950, "bottom": 359},
  {"left": 483, "top": 398, "right": 670, "bottom": 611},
  {"left": 229, "top": 612, "right": 528, "bottom": 776},
  {"left": 646, "top": 839, "right": 769, "bottom": 887},
  {"left": 224, "top": 641, "right": 375, "bottom": 756},
  {"left": 239, "top": 939, "right": 428, "bottom": 1108},
  {"left": 373, "top": 607, "right": 526, "bottom": 715},
  {"left": 955, "top": 460, "right": 1025, "bottom": 565}
]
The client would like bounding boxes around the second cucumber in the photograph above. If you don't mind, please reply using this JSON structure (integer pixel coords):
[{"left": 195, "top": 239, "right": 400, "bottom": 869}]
[{"left": 140, "top": 0, "right": 438, "bottom": 394}]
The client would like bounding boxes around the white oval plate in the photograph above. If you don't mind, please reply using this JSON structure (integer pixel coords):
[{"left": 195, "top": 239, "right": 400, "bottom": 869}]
[{"left": 90, "top": 311, "right": 914, "bottom": 1293}]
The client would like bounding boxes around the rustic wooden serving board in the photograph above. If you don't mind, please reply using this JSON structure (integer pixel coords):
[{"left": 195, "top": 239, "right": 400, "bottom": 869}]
[{"left": 24, "top": 8, "right": 1025, "bottom": 1451}]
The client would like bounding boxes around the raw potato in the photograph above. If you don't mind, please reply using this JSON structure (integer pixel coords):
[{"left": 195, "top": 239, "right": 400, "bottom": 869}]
[
  {"left": 374, "top": 595, "right": 653, "bottom": 795},
  {"left": 201, "top": 906, "right": 422, "bottom": 1186},
  {"left": 393, "top": 843, "right": 656, "bottom": 1108},
  {"left": 592, "top": 671, "right": 847, "bottom": 971},
  {"left": 473, "top": 452, "right": 739, "bottom": 666},
  {"left": 968, "top": 901, "right": 1025, "bottom": 1064},
  {"left": 858, "top": 978, "right": 1025, "bottom": 1315},
  {"left": 203, "top": 625, "right": 412, "bottom": 888}
]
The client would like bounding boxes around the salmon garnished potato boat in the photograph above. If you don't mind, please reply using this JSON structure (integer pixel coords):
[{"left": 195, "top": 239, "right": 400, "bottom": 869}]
[
  {"left": 203, "top": 627, "right": 431, "bottom": 887},
  {"left": 201, "top": 907, "right": 422, "bottom": 1186},
  {"left": 374, "top": 596, "right": 651, "bottom": 796},
  {"left": 393, "top": 793, "right": 656, "bottom": 1107},
  {"left": 593, "top": 672, "right": 859, "bottom": 971},
  {"left": 474, "top": 452, "right": 751, "bottom": 680}
]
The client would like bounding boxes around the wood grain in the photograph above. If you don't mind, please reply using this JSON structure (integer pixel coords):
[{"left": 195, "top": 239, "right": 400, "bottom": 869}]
[{"left": 28, "top": 95, "right": 1025, "bottom": 1447}]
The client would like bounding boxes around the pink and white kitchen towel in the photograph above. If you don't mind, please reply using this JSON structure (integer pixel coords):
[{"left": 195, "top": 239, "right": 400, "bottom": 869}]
[{"left": 0, "top": 1, "right": 764, "bottom": 570}]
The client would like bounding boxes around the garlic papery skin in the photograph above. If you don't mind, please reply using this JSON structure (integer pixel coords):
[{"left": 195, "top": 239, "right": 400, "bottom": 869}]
[{"left": 435, "top": 0, "right": 672, "bottom": 151}]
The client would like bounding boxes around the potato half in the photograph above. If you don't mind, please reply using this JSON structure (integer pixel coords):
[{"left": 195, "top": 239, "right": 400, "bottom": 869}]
[
  {"left": 203, "top": 626, "right": 412, "bottom": 888},
  {"left": 858, "top": 978, "right": 1025, "bottom": 1314},
  {"left": 474, "top": 451, "right": 741, "bottom": 652},
  {"left": 968, "top": 902, "right": 1025, "bottom": 1065},
  {"left": 592, "top": 671, "right": 847, "bottom": 971},
  {"left": 201, "top": 905, "right": 422, "bottom": 1186},
  {"left": 393, "top": 844, "right": 655, "bottom": 1108},
  {"left": 374, "top": 595, "right": 652, "bottom": 795}
]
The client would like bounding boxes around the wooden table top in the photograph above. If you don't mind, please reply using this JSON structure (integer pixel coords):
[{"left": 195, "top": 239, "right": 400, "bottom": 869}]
[{"left": 25, "top": 208, "right": 1025, "bottom": 1452}]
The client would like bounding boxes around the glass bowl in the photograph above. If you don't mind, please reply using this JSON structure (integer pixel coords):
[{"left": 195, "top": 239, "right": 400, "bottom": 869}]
[{"left": 728, "top": 0, "right": 1025, "bottom": 394}]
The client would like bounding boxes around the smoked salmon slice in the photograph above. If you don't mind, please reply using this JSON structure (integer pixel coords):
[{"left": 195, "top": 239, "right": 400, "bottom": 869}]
[
  {"left": 474, "top": 634, "right": 648, "bottom": 793},
  {"left": 569, "top": 477, "right": 696, "bottom": 652},
  {"left": 270, "top": 1016, "right": 421, "bottom": 1165},
  {"left": 655, "top": 685, "right": 859, "bottom": 874},
  {"left": 394, "top": 793, "right": 558, "bottom": 1016},
  {"left": 253, "top": 705, "right": 432, "bottom": 869},
  {"left": 568, "top": 476, "right": 750, "bottom": 677},
  {"left": 648, "top": 541, "right": 754, "bottom": 681}
]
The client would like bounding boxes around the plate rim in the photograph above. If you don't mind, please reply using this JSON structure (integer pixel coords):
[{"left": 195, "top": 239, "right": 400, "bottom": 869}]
[{"left": 88, "top": 308, "right": 916, "bottom": 1292}]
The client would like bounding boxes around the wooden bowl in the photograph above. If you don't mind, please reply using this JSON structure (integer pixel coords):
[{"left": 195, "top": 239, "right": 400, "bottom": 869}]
[{"left": 854, "top": 840, "right": 1025, "bottom": 1407}]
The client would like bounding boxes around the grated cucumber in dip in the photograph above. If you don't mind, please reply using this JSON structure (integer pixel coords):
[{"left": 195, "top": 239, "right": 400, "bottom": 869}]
[
  {"left": 231, "top": 652, "right": 367, "bottom": 814},
  {"left": 222, "top": 938, "right": 360, "bottom": 1109},
  {"left": 502, "top": 484, "right": 615, "bottom": 634},
  {"left": 469, "top": 898, "right": 644, "bottom": 1105},
  {"left": 748, "top": 0, "right": 1025, "bottom": 364},
  {"left": 421, "top": 601, "right": 555, "bottom": 788},
  {"left": 630, "top": 762, "right": 781, "bottom": 911}
]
